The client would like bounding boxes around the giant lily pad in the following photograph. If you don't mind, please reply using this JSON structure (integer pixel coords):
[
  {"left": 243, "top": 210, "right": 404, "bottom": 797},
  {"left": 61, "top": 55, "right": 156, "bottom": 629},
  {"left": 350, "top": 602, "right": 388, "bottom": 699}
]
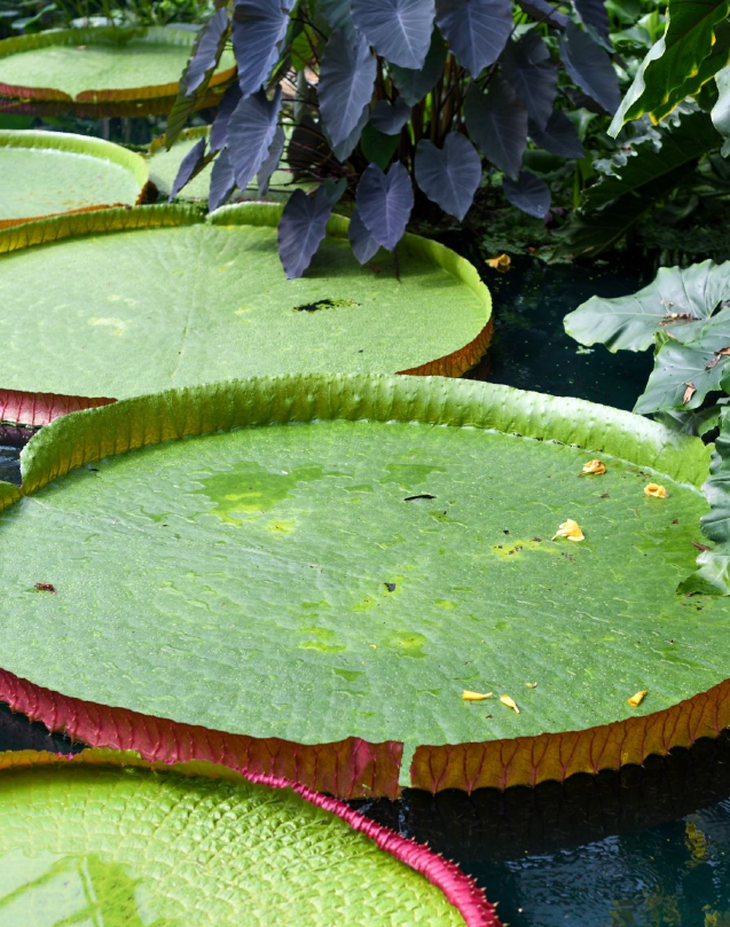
[
  {"left": 0, "top": 374, "right": 723, "bottom": 798},
  {"left": 0, "top": 204, "right": 492, "bottom": 404},
  {"left": 0, "top": 749, "right": 499, "bottom": 926},
  {"left": 0, "top": 27, "right": 236, "bottom": 117},
  {"left": 0, "top": 130, "right": 150, "bottom": 228}
]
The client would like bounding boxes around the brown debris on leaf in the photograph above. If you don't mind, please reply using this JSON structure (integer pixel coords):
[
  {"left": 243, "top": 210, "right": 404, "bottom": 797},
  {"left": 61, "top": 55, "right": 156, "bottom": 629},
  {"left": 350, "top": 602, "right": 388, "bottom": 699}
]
[{"left": 682, "top": 382, "right": 696, "bottom": 405}]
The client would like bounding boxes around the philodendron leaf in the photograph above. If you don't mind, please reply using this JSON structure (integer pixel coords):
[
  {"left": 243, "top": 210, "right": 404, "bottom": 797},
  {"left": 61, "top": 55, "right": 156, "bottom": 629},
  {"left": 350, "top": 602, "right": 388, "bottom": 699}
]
[
  {"left": 414, "top": 132, "right": 481, "bottom": 221},
  {"left": 565, "top": 259, "right": 730, "bottom": 353},
  {"left": 351, "top": 0, "right": 436, "bottom": 69},
  {"left": 231, "top": 0, "right": 292, "bottom": 97},
  {"left": 168, "top": 136, "right": 207, "bottom": 201},
  {"left": 573, "top": 0, "right": 610, "bottom": 41},
  {"left": 227, "top": 86, "right": 282, "bottom": 189},
  {"left": 0, "top": 373, "right": 720, "bottom": 797},
  {"left": 318, "top": 29, "right": 377, "bottom": 151},
  {"left": 278, "top": 181, "right": 346, "bottom": 278},
  {"left": 389, "top": 29, "right": 447, "bottom": 104},
  {"left": 0, "top": 750, "right": 500, "bottom": 927},
  {"left": 348, "top": 207, "right": 380, "bottom": 263},
  {"left": 356, "top": 161, "right": 414, "bottom": 250},
  {"left": 559, "top": 21, "right": 620, "bottom": 114},
  {"left": 529, "top": 110, "right": 584, "bottom": 158},
  {"left": 434, "top": 0, "right": 512, "bottom": 77},
  {"left": 370, "top": 96, "right": 412, "bottom": 134},
  {"left": 501, "top": 30, "right": 558, "bottom": 131},
  {"left": 502, "top": 169, "right": 550, "bottom": 218},
  {"left": 465, "top": 77, "right": 528, "bottom": 179}
]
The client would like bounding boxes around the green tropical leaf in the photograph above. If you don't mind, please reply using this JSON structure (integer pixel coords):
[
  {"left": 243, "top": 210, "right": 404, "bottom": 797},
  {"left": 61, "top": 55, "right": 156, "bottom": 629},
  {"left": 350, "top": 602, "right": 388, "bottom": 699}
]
[
  {"left": 0, "top": 203, "right": 492, "bottom": 402},
  {"left": 0, "top": 374, "right": 722, "bottom": 796},
  {"left": 0, "top": 749, "right": 498, "bottom": 927}
]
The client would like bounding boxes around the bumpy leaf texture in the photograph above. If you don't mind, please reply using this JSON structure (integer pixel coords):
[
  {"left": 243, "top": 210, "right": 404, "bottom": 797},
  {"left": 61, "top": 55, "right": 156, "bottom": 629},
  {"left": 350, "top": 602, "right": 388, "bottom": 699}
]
[
  {"left": 278, "top": 181, "right": 345, "bottom": 278},
  {"left": 465, "top": 77, "right": 527, "bottom": 179},
  {"left": 231, "top": 0, "right": 292, "bottom": 98},
  {"left": 414, "top": 132, "right": 481, "bottom": 220},
  {"left": 356, "top": 161, "right": 414, "bottom": 249},
  {"left": 501, "top": 30, "right": 557, "bottom": 131},
  {"left": 502, "top": 169, "right": 550, "bottom": 218},
  {"left": 559, "top": 21, "right": 620, "bottom": 113},
  {"left": 529, "top": 110, "right": 584, "bottom": 158},
  {"left": 227, "top": 86, "right": 282, "bottom": 189},
  {"left": 370, "top": 97, "right": 412, "bottom": 134},
  {"left": 351, "top": 0, "right": 436, "bottom": 68},
  {"left": 318, "top": 30, "right": 377, "bottom": 151},
  {"left": 168, "top": 137, "right": 207, "bottom": 202},
  {"left": 348, "top": 207, "right": 380, "bottom": 263},
  {"left": 434, "top": 0, "right": 512, "bottom": 77},
  {"left": 389, "top": 30, "right": 447, "bottom": 104}
]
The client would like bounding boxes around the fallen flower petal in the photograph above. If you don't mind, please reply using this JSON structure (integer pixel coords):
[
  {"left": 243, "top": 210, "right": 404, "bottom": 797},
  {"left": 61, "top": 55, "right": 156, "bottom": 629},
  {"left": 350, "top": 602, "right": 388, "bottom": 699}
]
[
  {"left": 486, "top": 253, "right": 510, "bottom": 272},
  {"left": 462, "top": 690, "right": 493, "bottom": 701},
  {"left": 627, "top": 689, "right": 648, "bottom": 707},
  {"left": 525, "top": 682, "right": 538, "bottom": 689},
  {"left": 644, "top": 483, "right": 668, "bottom": 498},
  {"left": 580, "top": 459, "right": 606, "bottom": 476},
  {"left": 551, "top": 518, "right": 585, "bottom": 542},
  {"left": 500, "top": 694, "right": 520, "bottom": 713}
]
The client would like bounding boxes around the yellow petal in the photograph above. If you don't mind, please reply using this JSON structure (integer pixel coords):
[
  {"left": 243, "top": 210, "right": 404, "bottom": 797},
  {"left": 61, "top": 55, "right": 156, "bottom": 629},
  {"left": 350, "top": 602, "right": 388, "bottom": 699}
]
[
  {"left": 627, "top": 689, "right": 648, "bottom": 707},
  {"left": 486, "top": 253, "right": 511, "bottom": 272},
  {"left": 462, "top": 690, "right": 493, "bottom": 701},
  {"left": 581, "top": 459, "right": 606, "bottom": 475},
  {"left": 551, "top": 518, "right": 585, "bottom": 541},
  {"left": 644, "top": 483, "right": 668, "bottom": 498},
  {"left": 525, "top": 682, "right": 538, "bottom": 689},
  {"left": 500, "top": 694, "right": 520, "bottom": 713}
]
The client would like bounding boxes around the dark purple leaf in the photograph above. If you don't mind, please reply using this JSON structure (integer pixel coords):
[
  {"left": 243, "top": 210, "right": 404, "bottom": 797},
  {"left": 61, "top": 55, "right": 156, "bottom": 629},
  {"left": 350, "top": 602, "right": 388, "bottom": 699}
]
[
  {"left": 389, "top": 30, "right": 447, "bottom": 104},
  {"left": 348, "top": 208, "right": 380, "bottom": 263},
  {"left": 502, "top": 169, "right": 550, "bottom": 217},
  {"left": 516, "top": 0, "right": 568, "bottom": 28},
  {"left": 414, "top": 132, "right": 481, "bottom": 220},
  {"left": 501, "top": 31, "right": 557, "bottom": 130},
  {"left": 257, "top": 126, "right": 286, "bottom": 195},
  {"left": 573, "top": 0, "right": 610, "bottom": 41},
  {"left": 356, "top": 161, "right": 414, "bottom": 250},
  {"left": 209, "top": 148, "right": 237, "bottom": 210},
  {"left": 231, "top": 0, "right": 292, "bottom": 98},
  {"left": 529, "top": 110, "right": 584, "bottom": 158},
  {"left": 287, "top": 115, "right": 331, "bottom": 177},
  {"left": 559, "top": 21, "right": 619, "bottom": 114},
  {"left": 183, "top": 9, "right": 230, "bottom": 95},
  {"left": 227, "top": 87, "right": 282, "bottom": 189},
  {"left": 464, "top": 77, "right": 528, "bottom": 179},
  {"left": 210, "top": 82, "right": 242, "bottom": 152},
  {"left": 319, "top": 30, "right": 377, "bottom": 149},
  {"left": 168, "top": 138, "right": 207, "bottom": 202},
  {"left": 370, "top": 97, "right": 412, "bottom": 134},
  {"left": 351, "top": 0, "right": 436, "bottom": 69},
  {"left": 320, "top": 0, "right": 358, "bottom": 42},
  {"left": 326, "top": 103, "right": 370, "bottom": 161},
  {"left": 278, "top": 183, "right": 345, "bottom": 278},
  {"left": 435, "top": 0, "right": 511, "bottom": 77}
]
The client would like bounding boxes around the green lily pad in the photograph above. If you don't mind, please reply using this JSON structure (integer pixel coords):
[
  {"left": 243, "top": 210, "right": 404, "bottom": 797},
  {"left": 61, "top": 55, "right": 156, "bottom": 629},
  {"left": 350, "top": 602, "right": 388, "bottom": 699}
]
[
  {"left": 0, "top": 204, "right": 491, "bottom": 400},
  {"left": 0, "top": 374, "right": 722, "bottom": 796},
  {"left": 0, "top": 749, "right": 496, "bottom": 927},
  {"left": 0, "top": 130, "right": 150, "bottom": 227},
  {"left": 0, "top": 26, "right": 236, "bottom": 116}
]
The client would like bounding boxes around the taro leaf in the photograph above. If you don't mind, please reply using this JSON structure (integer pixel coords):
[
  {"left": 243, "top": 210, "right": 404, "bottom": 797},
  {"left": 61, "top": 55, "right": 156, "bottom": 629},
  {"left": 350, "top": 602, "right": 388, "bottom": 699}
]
[
  {"left": 501, "top": 31, "right": 558, "bottom": 131},
  {"left": 0, "top": 374, "right": 719, "bottom": 797},
  {"left": 0, "top": 750, "right": 496, "bottom": 927},
  {"left": 320, "top": 0, "right": 358, "bottom": 42},
  {"left": 558, "top": 21, "right": 620, "bottom": 114},
  {"left": 257, "top": 125, "right": 286, "bottom": 195},
  {"left": 434, "top": 0, "right": 512, "bottom": 77},
  {"left": 348, "top": 206, "right": 380, "bottom": 263},
  {"left": 168, "top": 136, "right": 207, "bottom": 201},
  {"left": 209, "top": 147, "right": 236, "bottom": 210},
  {"left": 227, "top": 86, "right": 282, "bottom": 189},
  {"left": 464, "top": 77, "right": 528, "bottom": 179},
  {"left": 327, "top": 100, "right": 371, "bottom": 161},
  {"left": 0, "top": 129, "right": 148, "bottom": 224},
  {"left": 181, "top": 7, "right": 230, "bottom": 96},
  {"left": 231, "top": 0, "right": 292, "bottom": 97},
  {"left": 564, "top": 259, "right": 730, "bottom": 353},
  {"left": 278, "top": 181, "right": 345, "bottom": 278},
  {"left": 370, "top": 96, "right": 412, "bottom": 134},
  {"left": 516, "top": 0, "right": 569, "bottom": 28},
  {"left": 610, "top": 0, "right": 730, "bottom": 132},
  {"left": 634, "top": 307, "right": 730, "bottom": 414},
  {"left": 318, "top": 29, "right": 377, "bottom": 151},
  {"left": 351, "top": 0, "right": 436, "bottom": 69},
  {"left": 502, "top": 169, "right": 550, "bottom": 218},
  {"left": 356, "top": 161, "right": 414, "bottom": 250},
  {"left": 414, "top": 132, "right": 481, "bottom": 220},
  {"left": 210, "top": 80, "right": 242, "bottom": 151},
  {"left": 528, "top": 110, "right": 584, "bottom": 158},
  {"left": 361, "top": 123, "right": 400, "bottom": 168},
  {"left": 573, "top": 0, "right": 610, "bottom": 41},
  {"left": 0, "top": 204, "right": 492, "bottom": 396},
  {"left": 389, "top": 29, "right": 447, "bottom": 105}
]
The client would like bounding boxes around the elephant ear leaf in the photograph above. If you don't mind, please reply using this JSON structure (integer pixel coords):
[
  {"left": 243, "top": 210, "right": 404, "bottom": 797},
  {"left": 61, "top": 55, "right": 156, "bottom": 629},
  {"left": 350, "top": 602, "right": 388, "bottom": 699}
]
[
  {"left": 501, "top": 30, "right": 558, "bottom": 131},
  {"left": 389, "top": 30, "right": 447, "bottom": 104},
  {"left": 434, "top": 0, "right": 512, "bottom": 77},
  {"left": 278, "top": 181, "right": 346, "bottom": 279},
  {"left": 529, "top": 110, "right": 584, "bottom": 158},
  {"left": 465, "top": 77, "right": 527, "bottom": 179},
  {"left": 257, "top": 125, "right": 286, "bottom": 196},
  {"left": 414, "top": 132, "right": 481, "bottom": 220},
  {"left": 574, "top": 0, "right": 610, "bottom": 41},
  {"left": 168, "top": 137, "right": 208, "bottom": 202},
  {"left": 227, "top": 86, "right": 282, "bottom": 189},
  {"left": 208, "top": 148, "right": 236, "bottom": 211},
  {"left": 351, "top": 0, "right": 436, "bottom": 69},
  {"left": 356, "top": 161, "right": 414, "bottom": 250},
  {"left": 318, "top": 30, "right": 377, "bottom": 152},
  {"left": 559, "top": 21, "right": 620, "bottom": 114},
  {"left": 348, "top": 208, "right": 380, "bottom": 264},
  {"left": 370, "top": 97, "right": 412, "bottom": 134},
  {"left": 502, "top": 169, "right": 550, "bottom": 218},
  {"left": 231, "top": 0, "right": 293, "bottom": 97}
]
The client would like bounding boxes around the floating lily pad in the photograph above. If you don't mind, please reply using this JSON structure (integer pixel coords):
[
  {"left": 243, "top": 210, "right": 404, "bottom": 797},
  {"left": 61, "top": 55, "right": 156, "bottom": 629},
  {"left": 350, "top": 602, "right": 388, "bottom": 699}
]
[
  {"left": 0, "top": 204, "right": 492, "bottom": 401},
  {"left": 0, "top": 749, "right": 498, "bottom": 927},
  {"left": 0, "top": 26, "right": 236, "bottom": 116},
  {"left": 0, "top": 130, "right": 150, "bottom": 228},
  {"left": 0, "top": 374, "right": 722, "bottom": 797}
]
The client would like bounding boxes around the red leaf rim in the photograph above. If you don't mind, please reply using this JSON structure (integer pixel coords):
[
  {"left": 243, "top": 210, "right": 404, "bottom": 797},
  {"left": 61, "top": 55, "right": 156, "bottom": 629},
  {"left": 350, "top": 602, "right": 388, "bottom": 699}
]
[{"left": 0, "top": 389, "right": 115, "bottom": 428}]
